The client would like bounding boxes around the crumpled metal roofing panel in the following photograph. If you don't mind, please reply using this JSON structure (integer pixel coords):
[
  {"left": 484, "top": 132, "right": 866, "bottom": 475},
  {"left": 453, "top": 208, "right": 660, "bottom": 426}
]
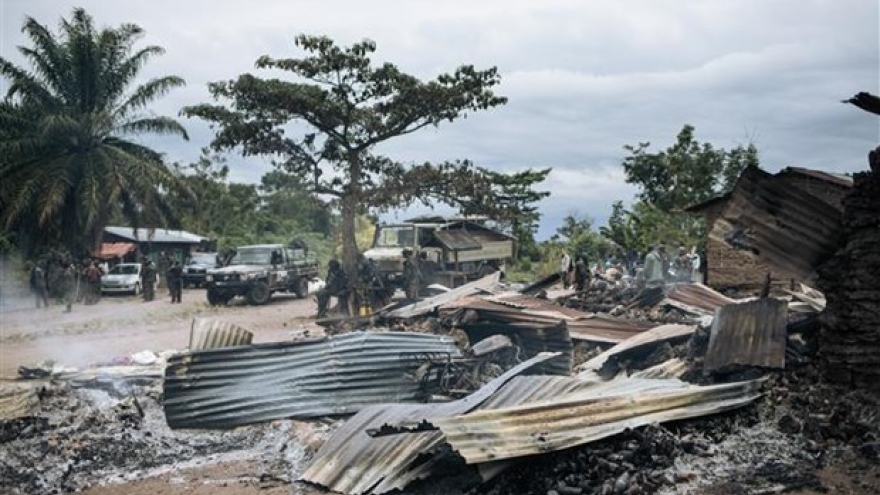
[
  {"left": 576, "top": 324, "right": 696, "bottom": 378},
  {"left": 386, "top": 272, "right": 502, "bottom": 318},
  {"left": 663, "top": 283, "right": 739, "bottom": 315},
  {"left": 300, "top": 353, "right": 567, "bottom": 495},
  {"left": 431, "top": 377, "right": 764, "bottom": 464},
  {"left": 163, "top": 331, "right": 462, "bottom": 429},
  {"left": 441, "top": 293, "right": 651, "bottom": 344},
  {"left": 704, "top": 298, "right": 788, "bottom": 373},
  {"left": 709, "top": 165, "right": 844, "bottom": 283}
]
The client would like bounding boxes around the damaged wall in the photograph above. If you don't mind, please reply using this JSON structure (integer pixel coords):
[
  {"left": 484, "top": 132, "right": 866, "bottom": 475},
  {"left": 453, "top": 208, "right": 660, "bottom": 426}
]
[{"left": 817, "top": 164, "right": 880, "bottom": 390}]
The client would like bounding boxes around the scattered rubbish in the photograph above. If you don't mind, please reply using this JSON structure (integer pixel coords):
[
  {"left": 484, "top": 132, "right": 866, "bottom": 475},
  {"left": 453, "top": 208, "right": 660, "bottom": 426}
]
[
  {"left": 385, "top": 272, "right": 502, "bottom": 319},
  {"left": 577, "top": 324, "right": 696, "bottom": 379},
  {"left": 704, "top": 298, "right": 788, "bottom": 374}
]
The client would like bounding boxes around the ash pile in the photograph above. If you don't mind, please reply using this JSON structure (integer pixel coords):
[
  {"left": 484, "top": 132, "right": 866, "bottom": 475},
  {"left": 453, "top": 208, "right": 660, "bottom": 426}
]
[{"left": 3, "top": 277, "right": 879, "bottom": 495}]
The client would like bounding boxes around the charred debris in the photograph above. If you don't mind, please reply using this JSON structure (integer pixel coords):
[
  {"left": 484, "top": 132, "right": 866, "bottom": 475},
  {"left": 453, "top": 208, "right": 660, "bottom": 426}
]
[{"left": 4, "top": 266, "right": 878, "bottom": 495}]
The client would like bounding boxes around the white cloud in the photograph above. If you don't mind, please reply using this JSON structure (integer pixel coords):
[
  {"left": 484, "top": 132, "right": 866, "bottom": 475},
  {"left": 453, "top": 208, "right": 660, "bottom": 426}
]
[{"left": 2, "top": 0, "right": 878, "bottom": 240}]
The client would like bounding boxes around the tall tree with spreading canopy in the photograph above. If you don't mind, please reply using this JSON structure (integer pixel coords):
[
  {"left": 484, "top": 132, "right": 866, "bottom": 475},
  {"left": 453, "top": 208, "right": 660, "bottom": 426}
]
[
  {"left": 0, "top": 8, "right": 190, "bottom": 255},
  {"left": 183, "top": 35, "right": 514, "bottom": 274},
  {"left": 602, "top": 125, "right": 759, "bottom": 250}
]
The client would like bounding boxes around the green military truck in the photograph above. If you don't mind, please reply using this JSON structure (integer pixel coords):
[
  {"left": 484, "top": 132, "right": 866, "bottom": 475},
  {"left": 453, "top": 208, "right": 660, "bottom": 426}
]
[
  {"left": 205, "top": 243, "right": 319, "bottom": 306},
  {"left": 363, "top": 216, "right": 514, "bottom": 289}
]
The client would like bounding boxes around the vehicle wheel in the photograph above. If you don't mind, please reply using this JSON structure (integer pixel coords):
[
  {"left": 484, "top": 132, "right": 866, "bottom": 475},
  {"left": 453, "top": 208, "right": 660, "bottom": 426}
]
[
  {"left": 133, "top": 282, "right": 142, "bottom": 296},
  {"left": 207, "top": 289, "right": 225, "bottom": 306},
  {"left": 295, "top": 278, "right": 309, "bottom": 299},
  {"left": 246, "top": 282, "right": 271, "bottom": 305}
]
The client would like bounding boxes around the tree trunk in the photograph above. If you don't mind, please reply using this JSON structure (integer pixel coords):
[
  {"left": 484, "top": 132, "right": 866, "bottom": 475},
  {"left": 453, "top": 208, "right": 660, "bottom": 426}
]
[{"left": 341, "top": 152, "right": 362, "bottom": 282}]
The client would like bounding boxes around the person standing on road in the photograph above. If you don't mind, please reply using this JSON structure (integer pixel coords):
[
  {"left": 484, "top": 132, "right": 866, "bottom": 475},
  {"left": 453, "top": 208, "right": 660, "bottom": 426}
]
[
  {"left": 156, "top": 251, "right": 170, "bottom": 294},
  {"left": 30, "top": 261, "right": 49, "bottom": 309},
  {"left": 317, "top": 259, "right": 349, "bottom": 318},
  {"left": 167, "top": 261, "right": 183, "bottom": 303},
  {"left": 61, "top": 261, "right": 76, "bottom": 312},
  {"left": 141, "top": 260, "right": 156, "bottom": 301},
  {"left": 85, "top": 261, "right": 103, "bottom": 304},
  {"left": 402, "top": 249, "right": 422, "bottom": 301}
]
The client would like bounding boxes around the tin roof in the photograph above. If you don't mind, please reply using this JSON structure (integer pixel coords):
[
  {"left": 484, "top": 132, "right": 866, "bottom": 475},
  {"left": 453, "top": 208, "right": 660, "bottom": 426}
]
[
  {"left": 430, "top": 377, "right": 764, "bottom": 465},
  {"left": 663, "top": 283, "right": 739, "bottom": 315},
  {"left": 163, "top": 331, "right": 463, "bottom": 429},
  {"left": 704, "top": 298, "right": 788, "bottom": 373},
  {"left": 300, "top": 352, "right": 566, "bottom": 495},
  {"left": 708, "top": 165, "right": 845, "bottom": 282},
  {"left": 104, "top": 226, "right": 207, "bottom": 244}
]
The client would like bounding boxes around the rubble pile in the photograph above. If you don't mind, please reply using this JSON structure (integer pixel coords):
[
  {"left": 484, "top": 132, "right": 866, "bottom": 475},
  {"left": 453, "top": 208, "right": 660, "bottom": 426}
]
[
  {"left": 0, "top": 382, "right": 307, "bottom": 494},
  {"left": 818, "top": 167, "right": 880, "bottom": 389}
]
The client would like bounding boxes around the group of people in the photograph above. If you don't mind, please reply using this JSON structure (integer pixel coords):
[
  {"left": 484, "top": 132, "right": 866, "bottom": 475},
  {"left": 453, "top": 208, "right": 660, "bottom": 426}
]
[
  {"left": 560, "top": 244, "right": 702, "bottom": 291},
  {"left": 316, "top": 249, "right": 436, "bottom": 318},
  {"left": 29, "top": 257, "right": 106, "bottom": 312},
  {"left": 139, "top": 254, "right": 183, "bottom": 303}
]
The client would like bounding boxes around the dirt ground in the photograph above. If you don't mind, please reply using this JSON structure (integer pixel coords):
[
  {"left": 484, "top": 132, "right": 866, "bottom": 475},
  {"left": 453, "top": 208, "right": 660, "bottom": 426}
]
[
  {"left": 1, "top": 288, "right": 328, "bottom": 495},
  {"left": 0, "top": 288, "right": 323, "bottom": 377}
]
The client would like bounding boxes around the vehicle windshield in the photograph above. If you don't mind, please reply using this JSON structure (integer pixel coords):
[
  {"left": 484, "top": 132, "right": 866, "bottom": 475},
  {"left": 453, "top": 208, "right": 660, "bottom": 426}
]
[
  {"left": 374, "top": 226, "right": 415, "bottom": 248},
  {"left": 109, "top": 264, "right": 139, "bottom": 275},
  {"left": 188, "top": 253, "right": 216, "bottom": 265},
  {"left": 230, "top": 247, "right": 276, "bottom": 265}
]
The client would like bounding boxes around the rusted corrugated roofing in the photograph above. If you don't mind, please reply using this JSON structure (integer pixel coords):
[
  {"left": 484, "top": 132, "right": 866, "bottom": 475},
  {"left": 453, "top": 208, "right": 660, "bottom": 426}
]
[
  {"left": 709, "top": 165, "right": 844, "bottom": 282},
  {"left": 300, "top": 352, "right": 566, "bottom": 495},
  {"left": 704, "top": 298, "right": 788, "bottom": 373},
  {"left": 780, "top": 167, "right": 854, "bottom": 188},
  {"left": 663, "top": 283, "right": 739, "bottom": 315},
  {"left": 385, "top": 272, "right": 501, "bottom": 318},
  {"left": 163, "top": 331, "right": 463, "bottom": 429},
  {"left": 430, "top": 377, "right": 764, "bottom": 465},
  {"left": 441, "top": 293, "right": 651, "bottom": 344},
  {"left": 188, "top": 318, "right": 253, "bottom": 351},
  {"left": 577, "top": 324, "right": 696, "bottom": 379}
]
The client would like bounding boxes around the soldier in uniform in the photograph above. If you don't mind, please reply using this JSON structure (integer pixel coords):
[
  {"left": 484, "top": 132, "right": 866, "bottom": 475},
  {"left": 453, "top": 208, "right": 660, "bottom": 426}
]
[
  {"left": 167, "top": 261, "right": 183, "bottom": 303},
  {"left": 141, "top": 260, "right": 157, "bottom": 301},
  {"left": 317, "top": 259, "right": 349, "bottom": 318},
  {"left": 61, "top": 261, "right": 76, "bottom": 312},
  {"left": 574, "top": 254, "right": 591, "bottom": 292},
  {"left": 402, "top": 249, "right": 422, "bottom": 301},
  {"left": 30, "top": 261, "right": 49, "bottom": 309}
]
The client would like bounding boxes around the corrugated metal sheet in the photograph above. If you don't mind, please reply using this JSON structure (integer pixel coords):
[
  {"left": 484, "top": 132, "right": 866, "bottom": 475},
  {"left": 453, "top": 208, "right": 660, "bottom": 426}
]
[
  {"left": 432, "top": 230, "right": 482, "bottom": 251},
  {"left": 781, "top": 167, "right": 854, "bottom": 188},
  {"left": 430, "top": 377, "right": 764, "bottom": 464},
  {"left": 631, "top": 358, "right": 689, "bottom": 379},
  {"left": 188, "top": 318, "right": 254, "bottom": 351},
  {"left": 300, "top": 353, "right": 566, "bottom": 495},
  {"left": 704, "top": 298, "right": 788, "bottom": 373},
  {"left": 663, "top": 283, "right": 739, "bottom": 315},
  {"left": 518, "top": 272, "right": 561, "bottom": 296},
  {"left": 577, "top": 324, "right": 696, "bottom": 378},
  {"left": 104, "top": 226, "right": 207, "bottom": 244},
  {"left": 709, "top": 165, "right": 844, "bottom": 283},
  {"left": 0, "top": 383, "right": 40, "bottom": 421},
  {"left": 163, "top": 331, "right": 463, "bottom": 429},
  {"left": 441, "top": 293, "right": 652, "bottom": 344},
  {"left": 385, "top": 272, "right": 501, "bottom": 318}
]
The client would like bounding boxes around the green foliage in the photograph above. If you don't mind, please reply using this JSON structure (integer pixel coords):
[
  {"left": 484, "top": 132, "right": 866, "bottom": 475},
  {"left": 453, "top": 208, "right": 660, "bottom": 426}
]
[
  {"left": 0, "top": 8, "right": 189, "bottom": 256},
  {"left": 551, "top": 213, "right": 614, "bottom": 261},
  {"left": 622, "top": 124, "right": 757, "bottom": 212},
  {"left": 183, "top": 34, "right": 512, "bottom": 275},
  {"left": 168, "top": 150, "right": 335, "bottom": 261},
  {"left": 604, "top": 125, "right": 761, "bottom": 251}
]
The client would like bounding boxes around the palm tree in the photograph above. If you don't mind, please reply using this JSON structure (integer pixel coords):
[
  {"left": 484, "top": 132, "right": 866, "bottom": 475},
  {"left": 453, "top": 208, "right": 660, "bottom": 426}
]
[{"left": 0, "top": 8, "right": 189, "bottom": 255}]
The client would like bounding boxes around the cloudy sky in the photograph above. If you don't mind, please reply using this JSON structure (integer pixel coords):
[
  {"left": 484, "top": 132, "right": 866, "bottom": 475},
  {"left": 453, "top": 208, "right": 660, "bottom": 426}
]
[{"left": 2, "top": 0, "right": 878, "bottom": 238}]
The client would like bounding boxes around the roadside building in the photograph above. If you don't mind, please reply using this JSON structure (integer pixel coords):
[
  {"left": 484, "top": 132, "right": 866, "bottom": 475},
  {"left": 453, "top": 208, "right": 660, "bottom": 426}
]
[{"left": 97, "top": 227, "right": 210, "bottom": 265}]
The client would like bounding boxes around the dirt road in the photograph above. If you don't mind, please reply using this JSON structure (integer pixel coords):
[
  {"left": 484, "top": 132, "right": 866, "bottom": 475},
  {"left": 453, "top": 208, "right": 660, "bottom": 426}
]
[{"left": 0, "top": 288, "right": 322, "bottom": 377}]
